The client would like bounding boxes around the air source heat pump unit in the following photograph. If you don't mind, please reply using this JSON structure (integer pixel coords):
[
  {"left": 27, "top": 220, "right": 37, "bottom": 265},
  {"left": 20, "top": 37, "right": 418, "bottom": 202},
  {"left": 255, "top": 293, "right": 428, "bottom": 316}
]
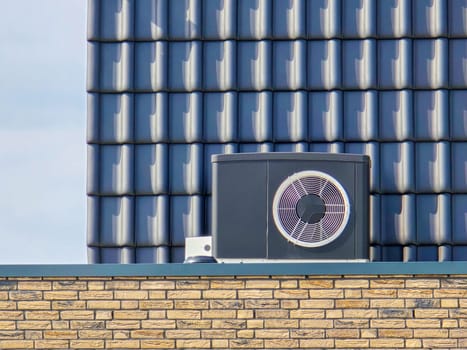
[{"left": 212, "top": 153, "right": 370, "bottom": 262}]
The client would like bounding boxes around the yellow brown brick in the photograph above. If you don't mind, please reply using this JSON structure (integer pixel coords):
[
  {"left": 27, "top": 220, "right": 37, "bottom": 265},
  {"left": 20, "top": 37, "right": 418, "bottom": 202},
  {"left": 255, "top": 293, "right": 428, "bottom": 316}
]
[
  {"left": 114, "top": 290, "right": 148, "bottom": 299},
  {"left": 335, "top": 339, "right": 369, "bottom": 348},
  {"left": 52, "top": 281, "right": 87, "bottom": 290},
  {"left": 245, "top": 280, "right": 279, "bottom": 289},
  {"left": 177, "top": 319, "right": 211, "bottom": 329},
  {"left": 406, "top": 339, "right": 422, "bottom": 348},
  {"left": 0, "top": 281, "right": 17, "bottom": 291},
  {"left": 274, "top": 289, "right": 308, "bottom": 299},
  {"left": 210, "top": 300, "right": 242, "bottom": 309},
  {"left": 238, "top": 289, "right": 272, "bottom": 299},
  {"left": 95, "top": 311, "right": 112, "bottom": 320},
  {"left": 43, "top": 330, "right": 77, "bottom": 339},
  {"left": 140, "top": 339, "right": 175, "bottom": 349},
  {"left": 203, "top": 289, "right": 236, "bottom": 299},
  {"left": 105, "top": 281, "right": 139, "bottom": 290},
  {"left": 246, "top": 319, "right": 263, "bottom": 328},
  {"left": 334, "top": 279, "right": 369, "bottom": 288},
  {"left": 140, "top": 281, "right": 175, "bottom": 290},
  {"left": 79, "top": 291, "right": 113, "bottom": 300},
  {"left": 0, "top": 340, "right": 33, "bottom": 349},
  {"left": 175, "top": 280, "right": 209, "bottom": 289},
  {"left": 414, "top": 308, "right": 448, "bottom": 318},
  {"left": 370, "top": 298, "right": 405, "bottom": 308},
  {"left": 334, "top": 319, "right": 369, "bottom": 328},
  {"left": 255, "top": 329, "right": 288, "bottom": 338},
  {"left": 121, "top": 300, "right": 139, "bottom": 309},
  {"left": 414, "top": 328, "right": 448, "bottom": 338},
  {"left": 9, "top": 291, "right": 42, "bottom": 300},
  {"left": 139, "top": 300, "right": 173, "bottom": 309},
  {"left": 422, "top": 339, "right": 457, "bottom": 348},
  {"left": 379, "top": 328, "right": 413, "bottom": 338},
  {"left": 113, "top": 310, "right": 148, "bottom": 319},
  {"left": 265, "top": 339, "right": 299, "bottom": 348},
  {"left": 335, "top": 299, "right": 369, "bottom": 308},
  {"left": 176, "top": 339, "right": 211, "bottom": 348},
  {"left": 52, "top": 321, "right": 70, "bottom": 329},
  {"left": 309, "top": 289, "right": 343, "bottom": 298},
  {"left": 25, "top": 311, "right": 58, "bottom": 320},
  {"left": 0, "top": 311, "right": 23, "bottom": 320},
  {"left": 69, "top": 339, "right": 105, "bottom": 349},
  {"left": 236, "top": 329, "right": 254, "bottom": 338},
  {"left": 299, "top": 279, "right": 333, "bottom": 288},
  {"left": 406, "top": 319, "right": 440, "bottom": 328},
  {"left": 21, "top": 330, "right": 43, "bottom": 339},
  {"left": 105, "top": 339, "right": 140, "bottom": 348},
  {"left": 229, "top": 338, "right": 263, "bottom": 348},
  {"left": 265, "top": 319, "right": 298, "bottom": 328},
  {"left": 167, "top": 310, "right": 201, "bottom": 319},
  {"left": 165, "top": 329, "right": 201, "bottom": 338},
  {"left": 280, "top": 280, "right": 297, "bottom": 288},
  {"left": 405, "top": 298, "right": 440, "bottom": 308},
  {"left": 174, "top": 300, "right": 208, "bottom": 309},
  {"left": 167, "top": 290, "right": 201, "bottom": 299},
  {"left": 370, "top": 338, "right": 405, "bottom": 348},
  {"left": 51, "top": 301, "right": 85, "bottom": 310},
  {"left": 35, "top": 340, "right": 69, "bottom": 349},
  {"left": 70, "top": 320, "right": 105, "bottom": 330},
  {"left": 130, "top": 329, "right": 164, "bottom": 338},
  {"left": 86, "top": 300, "right": 120, "bottom": 309},
  {"left": 106, "top": 320, "right": 140, "bottom": 329},
  {"left": 370, "top": 279, "right": 405, "bottom": 288},
  {"left": 371, "top": 319, "right": 406, "bottom": 328},
  {"left": 326, "top": 328, "right": 360, "bottom": 338},
  {"left": 210, "top": 280, "right": 244, "bottom": 289},
  {"left": 78, "top": 330, "right": 112, "bottom": 338},
  {"left": 18, "top": 282, "right": 51, "bottom": 290},
  {"left": 202, "top": 329, "right": 236, "bottom": 338},
  {"left": 290, "top": 328, "right": 324, "bottom": 338},
  {"left": 325, "top": 309, "right": 343, "bottom": 318},
  {"left": 141, "top": 320, "right": 176, "bottom": 329},
  {"left": 202, "top": 309, "right": 236, "bottom": 318},
  {"left": 255, "top": 309, "right": 289, "bottom": 318},
  {"left": 299, "top": 339, "right": 334, "bottom": 348},
  {"left": 212, "top": 319, "right": 246, "bottom": 329},
  {"left": 244, "top": 299, "right": 279, "bottom": 309},
  {"left": 398, "top": 288, "right": 433, "bottom": 298},
  {"left": 60, "top": 311, "right": 94, "bottom": 320},
  {"left": 211, "top": 339, "right": 229, "bottom": 348},
  {"left": 300, "top": 319, "right": 333, "bottom": 328}
]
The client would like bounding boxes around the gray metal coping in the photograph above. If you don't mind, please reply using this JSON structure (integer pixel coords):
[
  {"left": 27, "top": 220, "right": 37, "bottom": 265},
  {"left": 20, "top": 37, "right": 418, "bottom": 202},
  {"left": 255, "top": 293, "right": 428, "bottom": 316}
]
[
  {"left": 212, "top": 152, "right": 370, "bottom": 164},
  {"left": 0, "top": 262, "right": 466, "bottom": 277}
]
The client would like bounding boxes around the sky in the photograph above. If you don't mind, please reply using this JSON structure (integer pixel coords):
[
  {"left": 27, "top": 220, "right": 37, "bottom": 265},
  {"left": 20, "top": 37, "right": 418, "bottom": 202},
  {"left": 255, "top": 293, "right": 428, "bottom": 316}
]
[{"left": 0, "top": 1, "right": 87, "bottom": 263}]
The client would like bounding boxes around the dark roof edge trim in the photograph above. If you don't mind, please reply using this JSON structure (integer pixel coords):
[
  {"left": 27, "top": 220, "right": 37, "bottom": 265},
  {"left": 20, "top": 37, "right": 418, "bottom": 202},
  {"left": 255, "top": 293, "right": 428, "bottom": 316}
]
[{"left": 0, "top": 262, "right": 467, "bottom": 277}]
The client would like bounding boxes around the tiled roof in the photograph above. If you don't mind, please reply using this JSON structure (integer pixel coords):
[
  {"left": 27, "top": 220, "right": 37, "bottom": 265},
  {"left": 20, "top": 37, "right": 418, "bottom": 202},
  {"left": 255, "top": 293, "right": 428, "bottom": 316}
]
[{"left": 87, "top": 0, "right": 467, "bottom": 262}]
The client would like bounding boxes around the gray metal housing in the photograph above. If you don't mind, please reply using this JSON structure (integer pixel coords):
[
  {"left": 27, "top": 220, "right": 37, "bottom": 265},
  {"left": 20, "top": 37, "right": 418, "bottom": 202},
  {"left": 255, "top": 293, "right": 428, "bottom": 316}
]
[
  {"left": 212, "top": 153, "right": 369, "bottom": 261},
  {"left": 87, "top": 0, "right": 467, "bottom": 263}
]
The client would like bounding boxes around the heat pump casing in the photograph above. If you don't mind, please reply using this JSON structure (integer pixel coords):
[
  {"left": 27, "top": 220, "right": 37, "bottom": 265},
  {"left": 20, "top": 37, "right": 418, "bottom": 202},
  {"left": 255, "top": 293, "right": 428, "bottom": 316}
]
[{"left": 212, "top": 153, "right": 370, "bottom": 261}]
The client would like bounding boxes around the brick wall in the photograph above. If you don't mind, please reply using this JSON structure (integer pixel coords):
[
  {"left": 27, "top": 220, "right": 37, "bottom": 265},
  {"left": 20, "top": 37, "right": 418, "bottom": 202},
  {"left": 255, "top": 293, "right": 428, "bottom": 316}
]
[{"left": 0, "top": 274, "right": 466, "bottom": 349}]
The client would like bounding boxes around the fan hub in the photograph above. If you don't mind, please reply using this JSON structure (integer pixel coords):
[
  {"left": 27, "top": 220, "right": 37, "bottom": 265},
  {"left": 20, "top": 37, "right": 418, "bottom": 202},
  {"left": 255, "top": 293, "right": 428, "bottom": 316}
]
[{"left": 296, "top": 194, "right": 326, "bottom": 224}]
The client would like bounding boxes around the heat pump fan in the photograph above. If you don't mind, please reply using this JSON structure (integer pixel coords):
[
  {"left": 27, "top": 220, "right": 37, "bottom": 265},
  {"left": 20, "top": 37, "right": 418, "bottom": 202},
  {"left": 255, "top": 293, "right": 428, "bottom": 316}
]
[
  {"left": 212, "top": 153, "right": 369, "bottom": 261},
  {"left": 272, "top": 170, "right": 350, "bottom": 248}
]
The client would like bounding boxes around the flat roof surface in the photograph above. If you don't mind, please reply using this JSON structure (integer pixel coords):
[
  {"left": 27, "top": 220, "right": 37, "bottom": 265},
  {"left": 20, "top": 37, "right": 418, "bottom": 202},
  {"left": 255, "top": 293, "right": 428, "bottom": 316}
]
[{"left": 0, "top": 262, "right": 466, "bottom": 277}]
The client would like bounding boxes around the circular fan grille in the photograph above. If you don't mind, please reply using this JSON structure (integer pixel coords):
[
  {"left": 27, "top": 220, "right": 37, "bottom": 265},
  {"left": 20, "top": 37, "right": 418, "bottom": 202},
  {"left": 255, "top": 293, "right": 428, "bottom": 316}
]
[{"left": 272, "top": 170, "right": 350, "bottom": 248}]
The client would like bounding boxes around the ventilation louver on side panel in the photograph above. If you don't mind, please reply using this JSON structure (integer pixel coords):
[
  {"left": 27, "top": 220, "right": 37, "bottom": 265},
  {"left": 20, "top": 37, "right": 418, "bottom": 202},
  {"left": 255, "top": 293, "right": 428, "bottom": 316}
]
[{"left": 272, "top": 170, "right": 350, "bottom": 248}]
